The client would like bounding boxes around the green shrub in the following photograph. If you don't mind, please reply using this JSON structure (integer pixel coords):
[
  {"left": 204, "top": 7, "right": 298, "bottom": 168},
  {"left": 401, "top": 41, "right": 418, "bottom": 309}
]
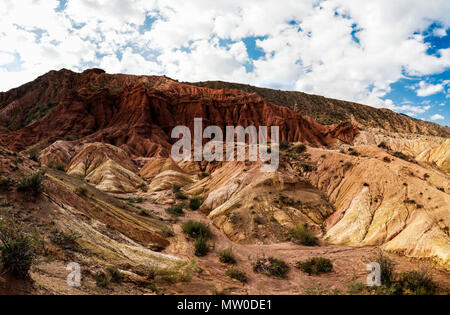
[
  {"left": 253, "top": 256, "right": 290, "bottom": 279},
  {"left": 166, "top": 204, "right": 185, "bottom": 217},
  {"left": 218, "top": 246, "right": 236, "bottom": 264},
  {"left": 172, "top": 184, "right": 182, "bottom": 193},
  {"left": 375, "top": 252, "right": 396, "bottom": 286},
  {"left": 47, "top": 161, "right": 65, "bottom": 171},
  {"left": 28, "top": 149, "right": 39, "bottom": 162},
  {"left": 392, "top": 151, "right": 408, "bottom": 160},
  {"left": 194, "top": 234, "right": 209, "bottom": 257},
  {"left": 280, "top": 141, "right": 291, "bottom": 151},
  {"left": 95, "top": 272, "right": 110, "bottom": 288},
  {"left": 0, "top": 177, "right": 13, "bottom": 191},
  {"left": 0, "top": 212, "right": 36, "bottom": 279},
  {"left": 378, "top": 142, "right": 388, "bottom": 149},
  {"left": 175, "top": 191, "right": 188, "bottom": 200},
  {"left": 293, "top": 144, "right": 306, "bottom": 154},
  {"left": 75, "top": 186, "right": 88, "bottom": 196},
  {"left": 16, "top": 172, "right": 43, "bottom": 196},
  {"left": 400, "top": 270, "right": 435, "bottom": 295},
  {"left": 189, "top": 198, "right": 203, "bottom": 211},
  {"left": 296, "top": 257, "right": 333, "bottom": 275},
  {"left": 106, "top": 267, "right": 122, "bottom": 284},
  {"left": 50, "top": 230, "right": 80, "bottom": 251},
  {"left": 226, "top": 268, "right": 247, "bottom": 283},
  {"left": 290, "top": 224, "right": 319, "bottom": 246},
  {"left": 182, "top": 220, "right": 212, "bottom": 239}
]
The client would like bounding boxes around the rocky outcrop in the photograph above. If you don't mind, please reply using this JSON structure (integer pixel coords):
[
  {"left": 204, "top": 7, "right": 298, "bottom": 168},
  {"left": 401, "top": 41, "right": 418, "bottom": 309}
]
[
  {"left": 0, "top": 69, "right": 359, "bottom": 157},
  {"left": 66, "top": 143, "right": 146, "bottom": 193},
  {"left": 416, "top": 139, "right": 450, "bottom": 175}
]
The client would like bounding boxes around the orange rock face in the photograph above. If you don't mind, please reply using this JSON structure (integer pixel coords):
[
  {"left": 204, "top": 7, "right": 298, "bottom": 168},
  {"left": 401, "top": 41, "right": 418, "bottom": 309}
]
[{"left": 0, "top": 69, "right": 359, "bottom": 157}]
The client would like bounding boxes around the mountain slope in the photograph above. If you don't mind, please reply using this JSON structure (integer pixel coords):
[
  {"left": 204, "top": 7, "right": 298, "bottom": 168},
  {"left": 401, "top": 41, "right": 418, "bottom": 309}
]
[{"left": 190, "top": 81, "right": 450, "bottom": 137}]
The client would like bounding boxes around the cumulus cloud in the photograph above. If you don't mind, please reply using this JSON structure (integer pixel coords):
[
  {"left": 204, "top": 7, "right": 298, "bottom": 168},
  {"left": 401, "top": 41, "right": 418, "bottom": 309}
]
[
  {"left": 416, "top": 81, "right": 444, "bottom": 97},
  {"left": 430, "top": 114, "right": 445, "bottom": 120},
  {"left": 0, "top": 0, "right": 449, "bottom": 122}
]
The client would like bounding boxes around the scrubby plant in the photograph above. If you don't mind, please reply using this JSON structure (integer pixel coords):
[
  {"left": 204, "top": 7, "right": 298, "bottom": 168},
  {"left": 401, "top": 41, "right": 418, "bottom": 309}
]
[
  {"left": 280, "top": 141, "right": 292, "bottom": 151},
  {"left": 290, "top": 224, "right": 319, "bottom": 246},
  {"left": 75, "top": 186, "right": 88, "bottom": 196},
  {"left": 175, "top": 191, "right": 188, "bottom": 200},
  {"left": 166, "top": 203, "right": 185, "bottom": 217},
  {"left": 95, "top": 272, "right": 111, "bottom": 288},
  {"left": 47, "top": 161, "right": 65, "bottom": 171},
  {"left": 378, "top": 141, "right": 388, "bottom": 149},
  {"left": 16, "top": 172, "right": 44, "bottom": 196},
  {"left": 28, "top": 149, "right": 39, "bottom": 162},
  {"left": 194, "top": 234, "right": 209, "bottom": 256},
  {"left": 50, "top": 229, "right": 81, "bottom": 251},
  {"left": 253, "top": 256, "right": 290, "bottom": 279},
  {"left": 106, "top": 266, "right": 122, "bottom": 284},
  {"left": 296, "top": 257, "right": 333, "bottom": 275},
  {"left": 0, "top": 212, "right": 37, "bottom": 279},
  {"left": 400, "top": 269, "right": 435, "bottom": 295},
  {"left": 293, "top": 144, "right": 306, "bottom": 154},
  {"left": 375, "top": 252, "right": 396, "bottom": 286},
  {"left": 0, "top": 176, "right": 14, "bottom": 191},
  {"left": 182, "top": 220, "right": 212, "bottom": 239},
  {"left": 218, "top": 246, "right": 236, "bottom": 264},
  {"left": 392, "top": 151, "right": 408, "bottom": 160},
  {"left": 226, "top": 268, "right": 247, "bottom": 283},
  {"left": 189, "top": 197, "right": 203, "bottom": 211},
  {"left": 172, "top": 184, "right": 182, "bottom": 193}
]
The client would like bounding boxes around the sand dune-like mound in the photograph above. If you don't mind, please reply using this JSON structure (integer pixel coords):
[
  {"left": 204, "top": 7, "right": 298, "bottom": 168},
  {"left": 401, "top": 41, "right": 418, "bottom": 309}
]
[
  {"left": 307, "top": 146, "right": 450, "bottom": 267},
  {"left": 416, "top": 139, "right": 450, "bottom": 175},
  {"left": 67, "top": 142, "right": 145, "bottom": 193}
]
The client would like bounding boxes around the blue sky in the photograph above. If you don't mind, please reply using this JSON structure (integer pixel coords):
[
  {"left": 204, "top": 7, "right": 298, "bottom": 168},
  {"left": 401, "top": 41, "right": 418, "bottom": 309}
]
[{"left": 0, "top": 0, "right": 449, "bottom": 126}]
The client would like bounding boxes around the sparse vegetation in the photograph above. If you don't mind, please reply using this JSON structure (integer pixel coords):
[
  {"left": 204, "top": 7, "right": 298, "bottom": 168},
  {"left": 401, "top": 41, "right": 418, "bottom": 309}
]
[
  {"left": 280, "top": 141, "right": 292, "bottom": 151},
  {"left": 172, "top": 184, "right": 182, "bottom": 193},
  {"left": 189, "top": 197, "right": 203, "bottom": 210},
  {"left": 375, "top": 252, "right": 396, "bottom": 286},
  {"left": 182, "top": 220, "right": 212, "bottom": 239},
  {"left": 400, "top": 270, "right": 436, "bottom": 295},
  {"left": 343, "top": 161, "right": 353, "bottom": 171},
  {"left": 47, "top": 161, "right": 65, "bottom": 171},
  {"left": 16, "top": 172, "right": 44, "bottom": 196},
  {"left": 218, "top": 246, "right": 236, "bottom": 264},
  {"left": 0, "top": 177, "right": 13, "bottom": 191},
  {"left": 28, "top": 149, "right": 39, "bottom": 162},
  {"left": 166, "top": 203, "right": 185, "bottom": 217},
  {"left": 392, "top": 151, "right": 408, "bottom": 160},
  {"left": 194, "top": 234, "right": 209, "bottom": 256},
  {"left": 290, "top": 224, "right": 319, "bottom": 246},
  {"left": 0, "top": 211, "right": 37, "bottom": 279},
  {"left": 293, "top": 144, "right": 306, "bottom": 154},
  {"left": 175, "top": 191, "right": 188, "bottom": 200},
  {"left": 296, "top": 257, "right": 333, "bottom": 275},
  {"left": 106, "top": 266, "right": 122, "bottom": 284},
  {"left": 75, "top": 186, "right": 88, "bottom": 196},
  {"left": 226, "top": 268, "right": 247, "bottom": 283},
  {"left": 253, "top": 256, "right": 290, "bottom": 279},
  {"left": 50, "top": 229, "right": 81, "bottom": 251},
  {"left": 378, "top": 141, "right": 388, "bottom": 149}
]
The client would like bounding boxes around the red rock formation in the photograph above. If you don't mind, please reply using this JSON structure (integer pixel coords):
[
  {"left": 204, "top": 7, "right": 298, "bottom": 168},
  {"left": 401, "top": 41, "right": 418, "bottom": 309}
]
[{"left": 0, "top": 69, "right": 359, "bottom": 157}]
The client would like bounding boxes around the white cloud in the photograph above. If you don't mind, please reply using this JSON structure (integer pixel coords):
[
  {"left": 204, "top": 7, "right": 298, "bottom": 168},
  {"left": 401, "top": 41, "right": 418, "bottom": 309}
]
[
  {"left": 0, "top": 0, "right": 449, "bottom": 120},
  {"left": 416, "top": 81, "right": 444, "bottom": 97},
  {"left": 0, "top": 52, "right": 15, "bottom": 65},
  {"left": 430, "top": 114, "right": 445, "bottom": 120},
  {"left": 433, "top": 28, "right": 447, "bottom": 37}
]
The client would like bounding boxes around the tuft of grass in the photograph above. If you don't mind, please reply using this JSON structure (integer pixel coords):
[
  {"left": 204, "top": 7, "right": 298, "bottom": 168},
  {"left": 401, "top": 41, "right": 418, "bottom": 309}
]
[
  {"left": 28, "top": 149, "right": 39, "bottom": 162},
  {"left": 47, "top": 161, "right": 65, "bottom": 171},
  {"left": 75, "top": 186, "right": 88, "bottom": 197},
  {"left": 50, "top": 230, "right": 80, "bottom": 251},
  {"left": 253, "top": 256, "right": 290, "bottom": 279},
  {"left": 0, "top": 177, "right": 14, "bottom": 191},
  {"left": 166, "top": 203, "right": 185, "bottom": 217},
  {"left": 16, "top": 172, "right": 44, "bottom": 197},
  {"left": 0, "top": 211, "right": 37, "bottom": 279},
  {"left": 280, "top": 141, "right": 292, "bottom": 151},
  {"left": 392, "top": 151, "right": 408, "bottom": 160},
  {"left": 226, "top": 268, "right": 247, "bottom": 283},
  {"left": 293, "top": 144, "right": 306, "bottom": 154},
  {"left": 296, "top": 257, "right": 333, "bottom": 275},
  {"left": 95, "top": 272, "right": 111, "bottom": 288},
  {"left": 375, "top": 252, "right": 396, "bottom": 286},
  {"left": 172, "top": 184, "right": 182, "bottom": 193},
  {"left": 194, "top": 234, "right": 209, "bottom": 257},
  {"left": 218, "top": 246, "right": 236, "bottom": 264},
  {"left": 106, "top": 267, "right": 122, "bottom": 284},
  {"left": 290, "top": 224, "right": 319, "bottom": 246},
  {"left": 189, "top": 197, "right": 203, "bottom": 211},
  {"left": 182, "top": 220, "right": 212, "bottom": 239},
  {"left": 400, "top": 270, "right": 435, "bottom": 295},
  {"left": 175, "top": 191, "right": 188, "bottom": 200}
]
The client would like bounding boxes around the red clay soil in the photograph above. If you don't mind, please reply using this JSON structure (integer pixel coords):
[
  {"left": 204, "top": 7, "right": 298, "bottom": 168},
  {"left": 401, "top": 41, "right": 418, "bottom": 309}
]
[{"left": 0, "top": 69, "right": 359, "bottom": 157}]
